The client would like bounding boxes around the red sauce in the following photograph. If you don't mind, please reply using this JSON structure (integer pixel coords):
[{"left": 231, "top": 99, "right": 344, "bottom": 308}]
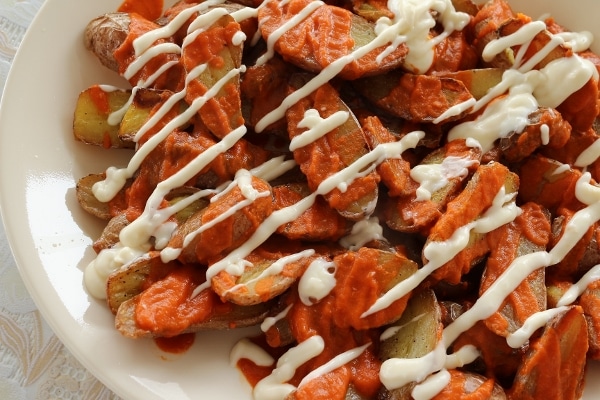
[
  {"left": 118, "top": 0, "right": 164, "bottom": 22},
  {"left": 154, "top": 332, "right": 196, "bottom": 354}
]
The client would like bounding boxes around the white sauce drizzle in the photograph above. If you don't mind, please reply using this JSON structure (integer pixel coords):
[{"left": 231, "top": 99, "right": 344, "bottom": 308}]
[
  {"left": 557, "top": 263, "right": 600, "bottom": 307},
  {"left": 411, "top": 369, "right": 451, "bottom": 400},
  {"left": 289, "top": 109, "right": 349, "bottom": 151},
  {"left": 261, "top": 304, "right": 293, "bottom": 333},
  {"left": 298, "top": 258, "right": 337, "bottom": 305},
  {"left": 297, "top": 342, "right": 371, "bottom": 388},
  {"left": 253, "top": 335, "right": 324, "bottom": 400},
  {"left": 231, "top": 338, "right": 275, "bottom": 368},
  {"left": 540, "top": 123, "right": 550, "bottom": 145},
  {"left": 339, "top": 216, "right": 385, "bottom": 250},
  {"left": 506, "top": 306, "right": 570, "bottom": 348},
  {"left": 575, "top": 138, "right": 600, "bottom": 168},
  {"left": 411, "top": 156, "right": 479, "bottom": 201}
]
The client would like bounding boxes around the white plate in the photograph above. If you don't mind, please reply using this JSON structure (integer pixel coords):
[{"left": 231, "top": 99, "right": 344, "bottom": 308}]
[{"left": 0, "top": 0, "right": 599, "bottom": 399}]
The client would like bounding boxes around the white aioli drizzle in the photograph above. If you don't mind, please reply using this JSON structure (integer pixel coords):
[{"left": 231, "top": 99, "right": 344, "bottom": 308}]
[
  {"left": 575, "top": 138, "right": 600, "bottom": 168},
  {"left": 253, "top": 335, "right": 324, "bottom": 400},
  {"left": 231, "top": 338, "right": 275, "bottom": 367},
  {"left": 261, "top": 304, "right": 293, "bottom": 332},
  {"left": 297, "top": 342, "right": 371, "bottom": 388},
  {"left": 410, "top": 156, "right": 479, "bottom": 201},
  {"left": 298, "top": 258, "right": 337, "bottom": 305},
  {"left": 506, "top": 306, "right": 569, "bottom": 348},
  {"left": 289, "top": 109, "right": 349, "bottom": 151},
  {"left": 339, "top": 216, "right": 384, "bottom": 250},
  {"left": 557, "top": 263, "right": 600, "bottom": 307}
]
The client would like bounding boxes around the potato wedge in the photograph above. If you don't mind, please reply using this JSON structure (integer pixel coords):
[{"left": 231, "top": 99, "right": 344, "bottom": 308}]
[
  {"left": 166, "top": 175, "right": 274, "bottom": 264},
  {"left": 354, "top": 71, "right": 474, "bottom": 123},
  {"left": 73, "top": 85, "right": 134, "bottom": 149},
  {"left": 257, "top": 0, "right": 408, "bottom": 80},
  {"left": 84, "top": 12, "right": 130, "bottom": 72},
  {"left": 106, "top": 251, "right": 177, "bottom": 315},
  {"left": 286, "top": 76, "right": 380, "bottom": 221},
  {"left": 481, "top": 202, "right": 550, "bottom": 337},
  {"left": 507, "top": 306, "right": 588, "bottom": 400},
  {"left": 211, "top": 239, "right": 323, "bottom": 306},
  {"left": 181, "top": 14, "right": 244, "bottom": 139},
  {"left": 377, "top": 289, "right": 443, "bottom": 399}
]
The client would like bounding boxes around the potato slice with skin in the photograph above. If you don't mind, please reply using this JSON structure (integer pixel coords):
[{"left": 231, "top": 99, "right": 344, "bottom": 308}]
[
  {"left": 257, "top": 0, "right": 408, "bottom": 80},
  {"left": 167, "top": 175, "right": 274, "bottom": 265},
  {"left": 481, "top": 202, "right": 550, "bottom": 337},
  {"left": 181, "top": 13, "right": 244, "bottom": 139},
  {"left": 377, "top": 289, "right": 443, "bottom": 399},
  {"left": 84, "top": 12, "right": 130, "bottom": 72},
  {"left": 115, "top": 285, "right": 276, "bottom": 338},
  {"left": 438, "top": 68, "right": 504, "bottom": 100},
  {"left": 286, "top": 75, "right": 380, "bottom": 221},
  {"left": 118, "top": 88, "right": 188, "bottom": 144},
  {"left": 354, "top": 71, "right": 474, "bottom": 123},
  {"left": 106, "top": 251, "right": 178, "bottom": 315},
  {"left": 76, "top": 173, "right": 112, "bottom": 220},
  {"left": 499, "top": 107, "right": 571, "bottom": 163},
  {"left": 73, "top": 85, "right": 134, "bottom": 149},
  {"left": 507, "top": 306, "right": 588, "bottom": 400},
  {"left": 578, "top": 280, "right": 600, "bottom": 359},
  {"left": 273, "top": 182, "right": 350, "bottom": 241},
  {"left": 380, "top": 138, "right": 481, "bottom": 234},
  {"left": 211, "top": 238, "right": 326, "bottom": 306},
  {"left": 426, "top": 162, "right": 519, "bottom": 284}
]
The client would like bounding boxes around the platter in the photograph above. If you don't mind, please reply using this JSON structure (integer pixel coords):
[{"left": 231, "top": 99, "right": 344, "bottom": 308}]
[{"left": 0, "top": 0, "right": 599, "bottom": 398}]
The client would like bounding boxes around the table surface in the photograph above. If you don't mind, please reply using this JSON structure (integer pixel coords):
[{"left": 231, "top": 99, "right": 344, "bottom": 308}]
[{"left": 0, "top": 0, "right": 120, "bottom": 398}]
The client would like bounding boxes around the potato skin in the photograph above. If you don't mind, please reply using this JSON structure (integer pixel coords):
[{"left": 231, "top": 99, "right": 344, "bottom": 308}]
[{"left": 84, "top": 12, "right": 130, "bottom": 72}]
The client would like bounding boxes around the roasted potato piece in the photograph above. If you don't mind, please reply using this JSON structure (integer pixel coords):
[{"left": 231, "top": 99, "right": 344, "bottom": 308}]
[
  {"left": 181, "top": 13, "right": 245, "bottom": 138},
  {"left": 115, "top": 265, "right": 276, "bottom": 338},
  {"left": 211, "top": 239, "right": 323, "bottom": 306},
  {"left": 257, "top": 0, "right": 408, "bottom": 80},
  {"left": 578, "top": 279, "right": 600, "bottom": 359},
  {"left": 507, "top": 306, "right": 588, "bottom": 400},
  {"left": 106, "top": 251, "right": 178, "bottom": 315},
  {"left": 76, "top": 173, "right": 113, "bottom": 220},
  {"left": 73, "top": 85, "right": 134, "bottom": 149},
  {"left": 517, "top": 155, "right": 585, "bottom": 214},
  {"left": 166, "top": 175, "right": 274, "bottom": 264},
  {"left": 499, "top": 107, "right": 571, "bottom": 163},
  {"left": 84, "top": 12, "right": 130, "bottom": 72},
  {"left": 377, "top": 289, "right": 443, "bottom": 398},
  {"left": 286, "top": 76, "right": 380, "bottom": 221},
  {"left": 354, "top": 71, "right": 474, "bottom": 123},
  {"left": 273, "top": 182, "right": 350, "bottom": 241},
  {"left": 431, "top": 370, "right": 507, "bottom": 399},
  {"left": 119, "top": 88, "right": 188, "bottom": 143},
  {"left": 481, "top": 202, "right": 550, "bottom": 337},
  {"left": 381, "top": 138, "right": 481, "bottom": 234},
  {"left": 93, "top": 213, "right": 129, "bottom": 253},
  {"left": 438, "top": 68, "right": 504, "bottom": 100},
  {"left": 426, "top": 162, "right": 519, "bottom": 284}
]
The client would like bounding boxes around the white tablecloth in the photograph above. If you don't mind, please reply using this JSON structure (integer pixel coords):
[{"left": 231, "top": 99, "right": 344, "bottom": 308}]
[{"left": 0, "top": 1, "right": 119, "bottom": 398}]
